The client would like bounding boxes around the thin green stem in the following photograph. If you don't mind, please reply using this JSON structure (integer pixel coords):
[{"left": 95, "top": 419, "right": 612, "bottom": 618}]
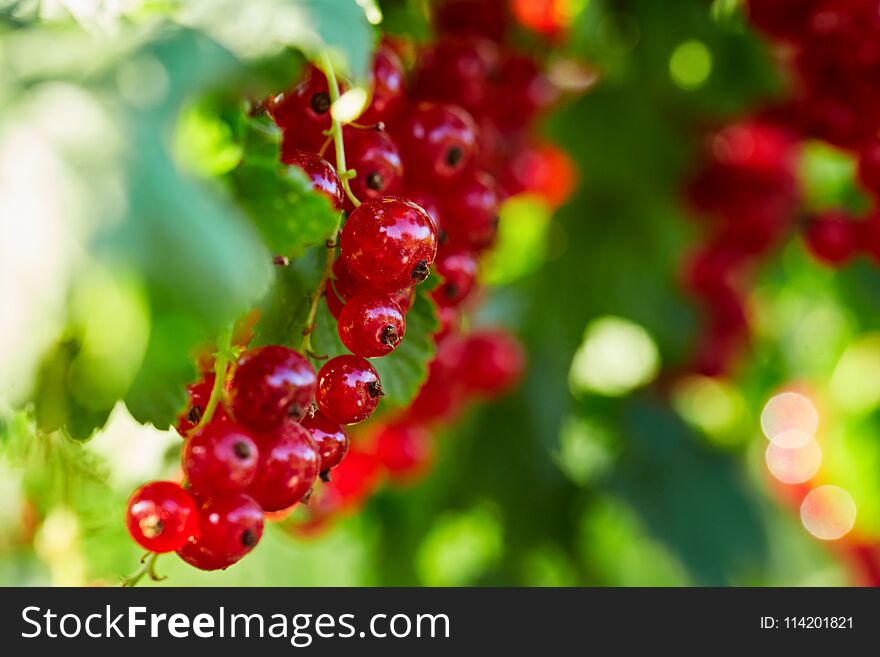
[
  {"left": 193, "top": 328, "right": 233, "bottom": 433},
  {"left": 121, "top": 552, "right": 165, "bottom": 588},
  {"left": 319, "top": 51, "right": 361, "bottom": 210},
  {"left": 298, "top": 52, "right": 363, "bottom": 354}
]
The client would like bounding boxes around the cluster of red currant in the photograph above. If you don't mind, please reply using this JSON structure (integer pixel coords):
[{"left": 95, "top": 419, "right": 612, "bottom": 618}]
[
  {"left": 681, "top": 0, "right": 880, "bottom": 377},
  {"left": 124, "top": 0, "right": 563, "bottom": 572}
]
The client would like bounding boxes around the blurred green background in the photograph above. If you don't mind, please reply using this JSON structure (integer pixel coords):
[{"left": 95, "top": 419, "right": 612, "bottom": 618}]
[{"left": 1, "top": 0, "right": 878, "bottom": 586}]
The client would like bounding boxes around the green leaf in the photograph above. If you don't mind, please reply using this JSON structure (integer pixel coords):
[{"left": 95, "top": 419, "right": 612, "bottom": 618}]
[
  {"left": 229, "top": 118, "right": 341, "bottom": 258},
  {"left": 177, "top": 0, "right": 376, "bottom": 83},
  {"left": 373, "top": 290, "right": 438, "bottom": 406}
]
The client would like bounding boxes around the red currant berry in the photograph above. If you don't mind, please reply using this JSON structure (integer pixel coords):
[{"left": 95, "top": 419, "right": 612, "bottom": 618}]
[
  {"left": 359, "top": 45, "right": 407, "bottom": 125},
  {"left": 432, "top": 249, "right": 478, "bottom": 306},
  {"left": 271, "top": 65, "right": 338, "bottom": 151},
  {"left": 316, "top": 355, "right": 384, "bottom": 425},
  {"left": 503, "top": 141, "right": 577, "bottom": 208},
  {"left": 858, "top": 141, "right": 880, "bottom": 197},
  {"left": 459, "top": 329, "right": 525, "bottom": 396},
  {"left": 175, "top": 373, "right": 221, "bottom": 436},
  {"left": 860, "top": 211, "right": 880, "bottom": 262},
  {"left": 228, "top": 345, "right": 317, "bottom": 431},
  {"left": 435, "top": 305, "right": 460, "bottom": 341},
  {"left": 301, "top": 410, "right": 350, "bottom": 476},
  {"left": 374, "top": 423, "right": 434, "bottom": 481},
  {"left": 441, "top": 170, "right": 501, "bottom": 251},
  {"left": 126, "top": 481, "right": 199, "bottom": 553},
  {"left": 341, "top": 127, "right": 402, "bottom": 206},
  {"left": 407, "top": 337, "right": 466, "bottom": 423},
  {"left": 405, "top": 187, "right": 445, "bottom": 239},
  {"left": 340, "top": 196, "right": 438, "bottom": 293},
  {"left": 247, "top": 421, "right": 320, "bottom": 512},
  {"left": 435, "top": 0, "right": 509, "bottom": 42},
  {"left": 491, "top": 53, "right": 558, "bottom": 129},
  {"left": 338, "top": 293, "right": 406, "bottom": 358},
  {"left": 804, "top": 211, "right": 857, "bottom": 266},
  {"left": 325, "top": 259, "right": 414, "bottom": 319},
  {"left": 395, "top": 102, "right": 478, "bottom": 179},
  {"left": 412, "top": 39, "right": 500, "bottom": 117},
  {"left": 183, "top": 420, "right": 260, "bottom": 495},
  {"left": 280, "top": 149, "right": 344, "bottom": 210},
  {"left": 325, "top": 446, "right": 383, "bottom": 508},
  {"left": 177, "top": 493, "right": 264, "bottom": 571}
]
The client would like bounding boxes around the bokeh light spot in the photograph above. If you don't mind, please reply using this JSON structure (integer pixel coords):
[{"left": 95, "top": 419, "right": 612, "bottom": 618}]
[
  {"left": 761, "top": 392, "right": 819, "bottom": 444},
  {"left": 800, "top": 485, "right": 857, "bottom": 541},
  {"left": 332, "top": 88, "right": 369, "bottom": 124},
  {"left": 569, "top": 316, "right": 660, "bottom": 397},
  {"left": 669, "top": 40, "right": 712, "bottom": 90},
  {"left": 765, "top": 439, "right": 822, "bottom": 484}
]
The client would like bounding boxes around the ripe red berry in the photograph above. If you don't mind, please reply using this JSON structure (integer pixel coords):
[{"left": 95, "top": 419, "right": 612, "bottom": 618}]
[
  {"left": 126, "top": 481, "right": 199, "bottom": 553},
  {"left": 177, "top": 493, "right": 264, "bottom": 571},
  {"left": 340, "top": 196, "right": 438, "bottom": 293},
  {"left": 359, "top": 45, "right": 407, "bottom": 125},
  {"left": 175, "top": 373, "right": 220, "bottom": 436},
  {"left": 247, "top": 421, "right": 320, "bottom": 512},
  {"left": 441, "top": 170, "right": 501, "bottom": 250},
  {"left": 405, "top": 187, "right": 445, "bottom": 239},
  {"left": 395, "top": 102, "right": 478, "bottom": 179},
  {"left": 301, "top": 410, "right": 350, "bottom": 475},
  {"left": 435, "top": 0, "right": 509, "bottom": 42},
  {"left": 407, "top": 338, "right": 466, "bottom": 423},
  {"left": 435, "top": 305, "right": 460, "bottom": 341},
  {"left": 491, "top": 53, "right": 558, "bottom": 129},
  {"left": 228, "top": 346, "right": 317, "bottom": 431},
  {"left": 459, "top": 330, "right": 525, "bottom": 396},
  {"left": 280, "top": 149, "right": 344, "bottom": 210},
  {"left": 858, "top": 141, "right": 880, "bottom": 197},
  {"left": 804, "top": 212, "right": 857, "bottom": 266},
  {"left": 374, "top": 423, "right": 434, "bottom": 481},
  {"left": 338, "top": 293, "right": 406, "bottom": 358},
  {"left": 339, "top": 127, "right": 402, "bottom": 207},
  {"left": 412, "top": 39, "right": 500, "bottom": 117},
  {"left": 316, "top": 355, "right": 384, "bottom": 425},
  {"left": 271, "top": 65, "right": 338, "bottom": 151},
  {"left": 325, "top": 259, "right": 414, "bottom": 319},
  {"left": 183, "top": 420, "right": 260, "bottom": 495},
  {"left": 432, "top": 249, "right": 478, "bottom": 306}
]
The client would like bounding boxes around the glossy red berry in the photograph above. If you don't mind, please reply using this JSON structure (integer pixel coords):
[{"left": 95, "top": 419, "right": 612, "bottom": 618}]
[
  {"left": 395, "top": 103, "right": 478, "bottom": 179},
  {"left": 247, "top": 421, "right": 320, "bottom": 512},
  {"left": 435, "top": 0, "right": 509, "bottom": 41},
  {"left": 374, "top": 423, "right": 434, "bottom": 481},
  {"left": 341, "top": 127, "right": 403, "bottom": 206},
  {"left": 432, "top": 249, "right": 478, "bottom": 306},
  {"left": 316, "top": 355, "right": 384, "bottom": 425},
  {"left": 459, "top": 329, "right": 525, "bottom": 395},
  {"left": 280, "top": 149, "right": 344, "bottom": 210},
  {"left": 858, "top": 142, "right": 880, "bottom": 197},
  {"left": 183, "top": 420, "right": 260, "bottom": 495},
  {"left": 491, "top": 53, "right": 558, "bottom": 129},
  {"left": 441, "top": 170, "right": 501, "bottom": 250},
  {"left": 271, "top": 65, "right": 337, "bottom": 152},
  {"left": 412, "top": 39, "right": 500, "bottom": 117},
  {"left": 340, "top": 196, "right": 438, "bottom": 293},
  {"left": 405, "top": 187, "right": 445, "bottom": 239},
  {"left": 177, "top": 493, "right": 264, "bottom": 571},
  {"left": 325, "top": 259, "right": 414, "bottom": 319},
  {"left": 126, "top": 481, "right": 199, "bottom": 553},
  {"left": 301, "top": 410, "right": 350, "bottom": 475},
  {"left": 175, "top": 373, "right": 220, "bottom": 436},
  {"left": 338, "top": 293, "right": 406, "bottom": 358},
  {"left": 804, "top": 212, "right": 857, "bottom": 266},
  {"left": 228, "top": 346, "right": 317, "bottom": 431},
  {"left": 360, "top": 45, "right": 407, "bottom": 125}
]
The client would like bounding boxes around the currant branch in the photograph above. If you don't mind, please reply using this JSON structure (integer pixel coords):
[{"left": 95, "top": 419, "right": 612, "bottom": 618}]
[
  {"left": 193, "top": 328, "right": 235, "bottom": 434},
  {"left": 299, "top": 52, "right": 363, "bottom": 356}
]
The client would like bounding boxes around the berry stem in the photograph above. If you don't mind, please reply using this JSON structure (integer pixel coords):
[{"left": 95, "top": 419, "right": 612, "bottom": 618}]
[
  {"left": 193, "top": 328, "right": 233, "bottom": 433},
  {"left": 121, "top": 551, "right": 165, "bottom": 587},
  {"left": 318, "top": 51, "right": 361, "bottom": 210},
  {"left": 299, "top": 51, "right": 364, "bottom": 355}
]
